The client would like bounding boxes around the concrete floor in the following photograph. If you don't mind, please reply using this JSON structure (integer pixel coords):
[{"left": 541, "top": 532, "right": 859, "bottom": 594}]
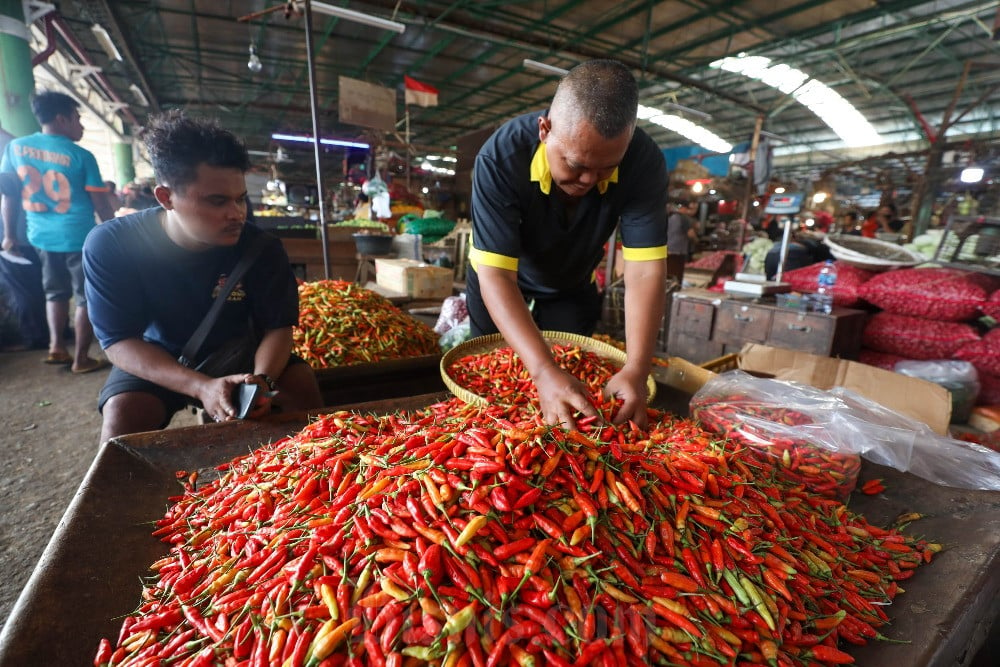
[{"left": 0, "top": 348, "right": 198, "bottom": 630}]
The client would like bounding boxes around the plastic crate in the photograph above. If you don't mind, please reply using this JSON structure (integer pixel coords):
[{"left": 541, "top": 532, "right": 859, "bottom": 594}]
[{"left": 600, "top": 277, "right": 680, "bottom": 353}]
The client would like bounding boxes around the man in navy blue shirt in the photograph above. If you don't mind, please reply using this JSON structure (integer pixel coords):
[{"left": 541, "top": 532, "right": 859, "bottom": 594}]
[
  {"left": 84, "top": 112, "right": 321, "bottom": 441},
  {"left": 469, "top": 60, "right": 668, "bottom": 429}
]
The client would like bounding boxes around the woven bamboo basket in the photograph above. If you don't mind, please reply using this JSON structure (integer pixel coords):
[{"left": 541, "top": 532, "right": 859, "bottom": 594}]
[{"left": 440, "top": 331, "right": 657, "bottom": 406}]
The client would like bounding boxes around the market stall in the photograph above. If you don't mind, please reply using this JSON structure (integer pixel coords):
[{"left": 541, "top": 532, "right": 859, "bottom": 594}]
[{"left": 1, "top": 381, "right": 998, "bottom": 666}]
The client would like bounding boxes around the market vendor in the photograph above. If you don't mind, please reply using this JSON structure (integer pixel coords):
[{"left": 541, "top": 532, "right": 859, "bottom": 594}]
[
  {"left": 83, "top": 111, "right": 322, "bottom": 442},
  {"left": 468, "top": 59, "right": 668, "bottom": 429}
]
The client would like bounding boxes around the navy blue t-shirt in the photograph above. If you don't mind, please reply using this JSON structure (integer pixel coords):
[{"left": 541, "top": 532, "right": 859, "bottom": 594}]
[
  {"left": 83, "top": 207, "right": 298, "bottom": 359},
  {"left": 470, "top": 110, "right": 667, "bottom": 297}
]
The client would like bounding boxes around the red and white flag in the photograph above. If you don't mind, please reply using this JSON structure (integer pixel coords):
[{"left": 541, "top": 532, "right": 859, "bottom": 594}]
[{"left": 404, "top": 75, "right": 438, "bottom": 107}]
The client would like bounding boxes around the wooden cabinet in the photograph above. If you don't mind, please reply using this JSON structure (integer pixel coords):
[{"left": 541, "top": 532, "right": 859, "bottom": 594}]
[
  {"left": 714, "top": 301, "right": 773, "bottom": 346},
  {"left": 666, "top": 289, "right": 867, "bottom": 364}
]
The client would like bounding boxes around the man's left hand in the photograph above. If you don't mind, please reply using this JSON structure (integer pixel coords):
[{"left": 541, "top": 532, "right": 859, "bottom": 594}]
[{"left": 605, "top": 368, "right": 650, "bottom": 429}]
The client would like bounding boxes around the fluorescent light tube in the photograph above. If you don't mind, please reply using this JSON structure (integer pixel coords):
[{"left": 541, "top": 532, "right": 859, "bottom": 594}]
[
  {"left": 272, "top": 133, "right": 370, "bottom": 149},
  {"left": 661, "top": 102, "right": 712, "bottom": 120},
  {"left": 90, "top": 24, "right": 123, "bottom": 62},
  {"left": 129, "top": 84, "right": 149, "bottom": 107},
  {"left": 522, "top": 59, "right": 569, "bottom": 76},
  {"left": 308, "top": 2, "right": 406, "bottom": 33}
]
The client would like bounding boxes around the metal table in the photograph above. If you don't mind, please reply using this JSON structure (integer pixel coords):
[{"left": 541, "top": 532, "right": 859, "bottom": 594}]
[{"left": 1, "top": 389, "right": 999, "bottom": 666}]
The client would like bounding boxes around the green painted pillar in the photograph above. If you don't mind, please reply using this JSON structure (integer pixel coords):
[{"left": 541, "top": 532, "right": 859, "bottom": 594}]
[
  {"left": 0, "top": 0, "right": 39, "bottom": 137},
  {"left": 114, "top": 126, "right": 135, "bottom": 185}
]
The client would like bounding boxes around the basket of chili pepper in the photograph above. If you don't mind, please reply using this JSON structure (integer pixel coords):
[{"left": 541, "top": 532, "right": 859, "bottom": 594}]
[{"left": 441, "top": 330, "right": 656, "bottom": 406}]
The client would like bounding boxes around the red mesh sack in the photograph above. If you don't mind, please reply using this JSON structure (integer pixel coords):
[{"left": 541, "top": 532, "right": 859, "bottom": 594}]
[
  {"left": 858, "top": 348, "right": 911, "bottom": 371},
  {"left": 983, "top": 290, "right": 1000, "bottom": 320},
  {"left": 977, "top": 373, "right": 1000, "bottom": 406},
  {"left": 862, "top": 312, "right": 980, "bottom": 360},
  {"left": 954, "top": 328, "right": 1000, "bottom": 377},
  {"left": 782, "top": 261, "right": 875, "bottom": 308},
  {"left": 859, "top": 267, "right": 999, "bottom": 321}
]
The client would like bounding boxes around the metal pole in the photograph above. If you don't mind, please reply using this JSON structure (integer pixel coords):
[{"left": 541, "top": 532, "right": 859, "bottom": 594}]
[
  {"left": 303, "top": 0, "right": 331, "bottom": 279},
  {"left": 740, "top": 114, "right": 764, "bottom": 225},
  {"left": 775, "top": 216, "right": 793, "bottom": 283},
  {"left": 405, "top": 107, "right": 411, "bottom": 192}
]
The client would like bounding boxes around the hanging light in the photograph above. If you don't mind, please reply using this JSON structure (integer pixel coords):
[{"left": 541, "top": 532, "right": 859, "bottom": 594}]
[
  {"left": 247, "top": 44, "right": 263, "bottom": 73},
  {"left": 960, "top": 167, "right": 984, "bottom": 184}
]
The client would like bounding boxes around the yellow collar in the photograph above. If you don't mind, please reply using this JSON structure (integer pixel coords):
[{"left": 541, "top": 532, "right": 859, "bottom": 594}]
[{"left": 530, "top": 143, "right": 618, "bottom": 195}]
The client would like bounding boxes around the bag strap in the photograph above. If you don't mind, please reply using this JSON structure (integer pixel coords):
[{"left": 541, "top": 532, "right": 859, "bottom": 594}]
[{"left": 179, "top": 234, "right": 267, "bottom": 368}]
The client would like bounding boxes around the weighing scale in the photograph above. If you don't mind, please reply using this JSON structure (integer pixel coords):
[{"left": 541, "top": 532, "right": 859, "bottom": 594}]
[{"left": 723, "top": 192, "right": 802, "bottom": 296}]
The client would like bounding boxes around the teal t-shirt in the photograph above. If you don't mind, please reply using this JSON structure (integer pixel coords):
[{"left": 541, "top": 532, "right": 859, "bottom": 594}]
[{"left": 0, "top": 132, "right": 105, "bottom": 252}]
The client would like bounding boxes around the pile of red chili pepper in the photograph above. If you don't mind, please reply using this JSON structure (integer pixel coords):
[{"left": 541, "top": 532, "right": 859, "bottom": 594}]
[
  {"left": 95, "top": 396, "right": 937, "bottom": 667},
  {"left": 294, "top": 280, "right": 439, "bottom": 368},
  {"left": 691, "top": 401, "right": 862, "bottom": 501},
  {"left": 447, "top": 344, "right": 619, "bottom": 405}
]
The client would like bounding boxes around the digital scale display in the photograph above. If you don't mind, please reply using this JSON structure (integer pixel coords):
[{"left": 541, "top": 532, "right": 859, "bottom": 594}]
[{"left": 764, "top": 192, "right": 804, "bottom": 215}]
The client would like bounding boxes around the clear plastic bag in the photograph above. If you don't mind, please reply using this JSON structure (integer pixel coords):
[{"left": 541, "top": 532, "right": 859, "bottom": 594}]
[
  {"left": 434, "top": 294, "right": 468, "bottom": 335},
  {"left": 691, "top": 370, "right": 1000, "bottom": 494},
  {"left": 894, "top": 360, "right": 980, "bottom": 423},
  {"left": 690, "top": 372, "right": 862, "bottom": 499},
  {"left": 439, "top": 319, "right": 471, "bottom": 352}
]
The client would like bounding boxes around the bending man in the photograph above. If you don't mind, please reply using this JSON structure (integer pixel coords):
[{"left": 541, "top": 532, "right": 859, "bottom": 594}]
[{"left": 468, "top": 60, "right": 668, "bottom": 429}]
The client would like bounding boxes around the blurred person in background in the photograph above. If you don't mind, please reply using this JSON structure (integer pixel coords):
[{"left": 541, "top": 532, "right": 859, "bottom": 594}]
[
  {"left": 0, "top": 91, "right": 114, "bottom": 372},
  {"left": 667, "top": 199, "right": 698, "bottom": 284}
]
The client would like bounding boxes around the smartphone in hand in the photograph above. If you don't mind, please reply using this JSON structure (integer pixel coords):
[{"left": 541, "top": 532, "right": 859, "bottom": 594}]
[{"left": 235, "top": 382, "right": 261, "bottom": 420}]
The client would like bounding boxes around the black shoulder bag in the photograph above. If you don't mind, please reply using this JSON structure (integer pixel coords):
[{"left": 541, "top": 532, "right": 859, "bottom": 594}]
[{"left": 178, "top": 236, "right": 266, "bottom": 376}]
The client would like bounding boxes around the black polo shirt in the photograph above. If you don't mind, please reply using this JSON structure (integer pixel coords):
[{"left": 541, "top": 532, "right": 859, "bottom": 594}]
[{"left": 470, "top": 110, "right": 667, "bottom": 298}]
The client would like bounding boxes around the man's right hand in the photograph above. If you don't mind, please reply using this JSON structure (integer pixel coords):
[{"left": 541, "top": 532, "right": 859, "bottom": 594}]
[
  {"left": 197, "top": 374, "right": 245, "bottom": 422},
  {"left": 534, "top": 364, "right": 600, "bottom": 429},
  {"left": 1, "top": 236, "right": 15, "bottom": 253}
]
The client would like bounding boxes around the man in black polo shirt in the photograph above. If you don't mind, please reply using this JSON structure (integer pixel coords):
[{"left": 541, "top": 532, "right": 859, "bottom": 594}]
[{"left": 469, "top": 59, "right": 668, "bottom": 429}]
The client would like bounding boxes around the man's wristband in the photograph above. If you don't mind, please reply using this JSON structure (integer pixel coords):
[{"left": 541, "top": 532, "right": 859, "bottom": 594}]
[{"left": 255, "top": 374, "right": 277, "bottom": 391}]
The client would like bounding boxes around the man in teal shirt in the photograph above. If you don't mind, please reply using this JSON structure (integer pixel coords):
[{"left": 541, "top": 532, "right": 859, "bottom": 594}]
[{"left": 1, "top": 91, "right": 115, "bottom": 372}]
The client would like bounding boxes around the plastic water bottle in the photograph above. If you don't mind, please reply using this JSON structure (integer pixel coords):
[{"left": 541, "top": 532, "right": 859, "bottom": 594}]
[{"left": 815, "top": 260, "right": 838, "bottom": 314}]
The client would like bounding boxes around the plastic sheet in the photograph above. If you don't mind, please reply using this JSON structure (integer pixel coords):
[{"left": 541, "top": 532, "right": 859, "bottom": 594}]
[
  {"left": 895, "top": 360, "right": 980, "bottom": 423},
  {"left": 691, "top": 370, "right": 1000, "bottom": 493}
]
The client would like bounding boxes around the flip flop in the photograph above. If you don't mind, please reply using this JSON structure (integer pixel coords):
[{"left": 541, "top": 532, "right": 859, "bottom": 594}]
[
  {"left": 71, "top": 358, "right": 111, "bottom": 374},
  {"left": 43, "top": 351, "right": 73, "bottom": 365}
]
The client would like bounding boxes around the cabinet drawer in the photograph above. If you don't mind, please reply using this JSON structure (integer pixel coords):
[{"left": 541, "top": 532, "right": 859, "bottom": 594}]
[
  {"left": 667, "top": 335, "right": 724, "bottom": 365},
  {"left": 768, "top": 311, "right": 836, "bottom": 355},
  {"left": 673, "top": 299, "right": 715, "bottom": 338},
  {"left": 715, "top": 302, "right": 772, "bottom": 345}
]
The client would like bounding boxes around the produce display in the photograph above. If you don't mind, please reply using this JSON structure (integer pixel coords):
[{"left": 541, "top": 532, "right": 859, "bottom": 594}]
[
  {"left": 331, "top": 219, "right": 392, "bottom": 232},
  {"left": 781, "top": 262, "right": 874, "bottom": 308},
  {"left": 739, "top": 237, "right": 775, "bottom": 276},
  {"left": 978, "top": 373, "right": 1000, "bottom": 406},
  {"left": 686, "top": 251, "right": 739, "bottom": 271},
  {"left": 903, "top": 229, "right": 979, "bottom": 262},
  {"left": 398, "top": 213, "right": 457, "bottom": 245},
  {"left": 294, "top": 281, "right": 439, "bottom": 367},
  {"left": 954, "top": 328, "right": 1000, "bottom": 377},
  {"left": 446, "top": 344, "right": 618, "bottom": 406},
  {"left": 861, "top": 312, "right": 980, "bottom": 360},
  {"left": 982, "top": 290, "right": 1000, "bottom": 321},
  {"left": 591, "top": 334, "right": 670, "bottom": 368},
  {"left": 859, "top": 267, "right": 998, "bottom": 322},
  {"left": 93, "top": 344, "right": 938, "bottom": 667}
]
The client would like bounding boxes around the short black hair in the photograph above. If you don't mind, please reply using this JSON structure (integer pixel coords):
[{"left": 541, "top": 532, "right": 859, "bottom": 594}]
[
  {"left": 551, "top": 60, "right": 638, "bottom": 139},
  {"left": 143, "top": 110, "right": 250, "bottom": 192},
  {"left": 31, "top": 91, "right": 78, "bottom": 125}
]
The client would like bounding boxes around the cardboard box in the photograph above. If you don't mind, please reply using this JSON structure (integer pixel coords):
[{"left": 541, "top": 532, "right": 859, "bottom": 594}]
[
  {"left": 737, "top": 343, "right": 952, "bottom": 435},
  {"left": 375, "top": 258, "right": 454, "bottom": 299}
]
